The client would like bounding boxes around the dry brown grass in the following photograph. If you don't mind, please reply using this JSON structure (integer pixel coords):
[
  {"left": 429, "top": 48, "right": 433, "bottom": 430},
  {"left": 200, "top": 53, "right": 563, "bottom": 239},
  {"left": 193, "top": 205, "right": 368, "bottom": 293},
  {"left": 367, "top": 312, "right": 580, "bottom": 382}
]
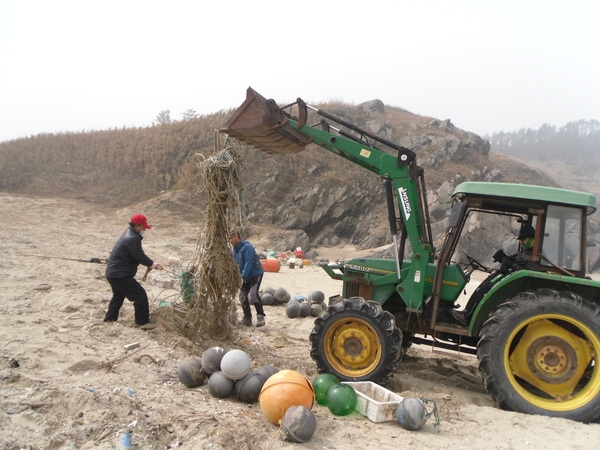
[{"left": 0, "top": 99, "right": 560, "bottom": 224}]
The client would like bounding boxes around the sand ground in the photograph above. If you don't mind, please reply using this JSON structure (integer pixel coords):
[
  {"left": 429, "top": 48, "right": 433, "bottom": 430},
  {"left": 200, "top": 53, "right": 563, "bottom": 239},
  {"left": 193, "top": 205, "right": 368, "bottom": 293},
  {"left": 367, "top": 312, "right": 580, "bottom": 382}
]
[{"left": 0, "top": 193, "right": 599, "bottom": 449}]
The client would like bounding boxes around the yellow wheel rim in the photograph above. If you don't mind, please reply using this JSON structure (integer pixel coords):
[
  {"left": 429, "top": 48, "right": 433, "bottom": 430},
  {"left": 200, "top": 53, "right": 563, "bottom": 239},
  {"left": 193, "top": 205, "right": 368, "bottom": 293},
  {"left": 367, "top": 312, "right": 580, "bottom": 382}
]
[
  {"left": 505, "top": 314, "right": 600, "bottom": 411},
  {"left": 323, "top": 316, "right": 382, "bottom": 378}
]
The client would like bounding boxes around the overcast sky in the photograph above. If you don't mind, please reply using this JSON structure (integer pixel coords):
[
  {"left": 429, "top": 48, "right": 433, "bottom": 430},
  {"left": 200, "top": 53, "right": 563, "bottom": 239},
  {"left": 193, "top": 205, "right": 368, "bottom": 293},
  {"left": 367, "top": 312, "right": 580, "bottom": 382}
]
[{"left": 0, "top": 0, "right": 598, "bottom": 143}]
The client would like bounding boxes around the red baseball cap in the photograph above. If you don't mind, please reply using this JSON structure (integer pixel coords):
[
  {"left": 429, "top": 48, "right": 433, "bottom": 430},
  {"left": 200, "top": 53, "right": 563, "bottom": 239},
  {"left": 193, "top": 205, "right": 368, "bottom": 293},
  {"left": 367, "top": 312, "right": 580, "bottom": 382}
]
[{"left": 130, "top": 214, "right": 152, "bottom": 229}]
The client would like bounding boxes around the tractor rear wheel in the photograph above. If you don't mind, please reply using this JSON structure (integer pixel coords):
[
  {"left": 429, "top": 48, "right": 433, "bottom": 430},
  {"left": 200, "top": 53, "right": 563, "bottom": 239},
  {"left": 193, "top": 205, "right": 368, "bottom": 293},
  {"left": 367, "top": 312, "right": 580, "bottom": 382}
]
[
  {"left": 477, "top": 289, "right": 600, "bottom": 422},
  {"left": 309, "top": 297, "right": 403, "bottom": 385}
]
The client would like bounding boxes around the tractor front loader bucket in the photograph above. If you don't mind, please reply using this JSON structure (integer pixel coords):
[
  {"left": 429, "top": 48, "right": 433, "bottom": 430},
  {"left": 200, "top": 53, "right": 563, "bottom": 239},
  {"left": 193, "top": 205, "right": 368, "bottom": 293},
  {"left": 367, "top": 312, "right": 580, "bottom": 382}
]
[{"left": 221, "top": 87, "right": 312, "bottom": 154}]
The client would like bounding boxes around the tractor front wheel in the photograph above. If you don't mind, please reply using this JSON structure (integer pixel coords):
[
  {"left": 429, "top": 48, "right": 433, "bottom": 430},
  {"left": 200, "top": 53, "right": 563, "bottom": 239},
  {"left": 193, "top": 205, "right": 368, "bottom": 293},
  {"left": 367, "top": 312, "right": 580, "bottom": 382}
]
[
  {"left": 477, "top": 289, "right": 600, "bottom": 422},
  {"left": 309, "top": 297, "right": 403, "bottom": 385}
]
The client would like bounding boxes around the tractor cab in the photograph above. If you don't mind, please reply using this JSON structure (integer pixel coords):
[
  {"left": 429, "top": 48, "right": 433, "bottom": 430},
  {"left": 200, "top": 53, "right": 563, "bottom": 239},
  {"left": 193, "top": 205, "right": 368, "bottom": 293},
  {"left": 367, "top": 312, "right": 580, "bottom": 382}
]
[
  {"left": 447, "top": 181, "right": 596, "bottom": 279},
  {"left": 431, "top": 181, "right": 597, "bottom": 336}
]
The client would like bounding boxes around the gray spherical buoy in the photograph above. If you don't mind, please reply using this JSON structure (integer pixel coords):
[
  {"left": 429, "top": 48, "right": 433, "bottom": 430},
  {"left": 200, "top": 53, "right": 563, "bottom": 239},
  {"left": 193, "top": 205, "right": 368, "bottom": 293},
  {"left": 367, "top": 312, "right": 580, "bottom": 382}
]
[
  {"left": 309, "top": 290, "right": 325, "bottom": 304},
  {"left": 233, "top": 371, "right": 265, "bottom": 403},
  {"left": 395, "top": 397, "right": 428, "bottom": 431},
  {"left": 208, "top": 371, "right": 234, "bottom": 398},
  {"left": 256, "top": 365, "right": 279, "bottom": 382},
  {"left": 286, "top": 302, "right": 301, "bottom": 318},
  {"left": 282, "top": 405, "right": 317, "bottom": 443},
  {"left": 177, "top": 356, "right": 207, "bottom": 388},
  {"left": 220, "top": 349, "right": 251, "bottom": 381},
  {"left": 299, "top": 302, "right": 312, "bottom": 317},
  {"left": 310, "top": 303, "right": 323, "bottom": 317},
  {"left": 201, "top": 346, "right": 226, "bottom": 375},
  {"left": 274, "top": 287, "right": 288, "bottom": 303},
  {"left": 263, "top": 286, "right": 275, "bottom": 295},
  {"left": 260, "top": 293, "right": 274, "bottom": 305}
]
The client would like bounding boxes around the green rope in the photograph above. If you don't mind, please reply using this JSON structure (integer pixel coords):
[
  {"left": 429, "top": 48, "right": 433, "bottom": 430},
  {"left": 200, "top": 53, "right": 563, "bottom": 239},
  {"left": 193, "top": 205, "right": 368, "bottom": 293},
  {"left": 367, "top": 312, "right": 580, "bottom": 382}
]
[
  {"left": 179, "top": 271, "right": 196, "bottom": 304},
  {"left": 419, "top": 397, "right": 441, "bottom": 431}
]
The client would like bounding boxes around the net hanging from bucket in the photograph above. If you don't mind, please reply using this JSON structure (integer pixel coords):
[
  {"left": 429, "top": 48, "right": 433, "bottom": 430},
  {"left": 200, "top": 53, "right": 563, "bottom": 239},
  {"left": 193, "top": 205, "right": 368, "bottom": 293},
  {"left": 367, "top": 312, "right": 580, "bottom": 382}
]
[{"left": 182, "top": 132, "right": 243, "bottom": 339}]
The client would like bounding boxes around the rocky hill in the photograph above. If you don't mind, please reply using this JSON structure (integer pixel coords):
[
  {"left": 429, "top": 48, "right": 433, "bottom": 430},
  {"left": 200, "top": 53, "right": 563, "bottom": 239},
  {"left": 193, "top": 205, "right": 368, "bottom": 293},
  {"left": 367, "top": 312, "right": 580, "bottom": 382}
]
[
  {"left": 2, "top": 95, "right": 596, "bottom": 265},
  {"left": 221, "top": 98, "right": 561, "bottom": 256}
]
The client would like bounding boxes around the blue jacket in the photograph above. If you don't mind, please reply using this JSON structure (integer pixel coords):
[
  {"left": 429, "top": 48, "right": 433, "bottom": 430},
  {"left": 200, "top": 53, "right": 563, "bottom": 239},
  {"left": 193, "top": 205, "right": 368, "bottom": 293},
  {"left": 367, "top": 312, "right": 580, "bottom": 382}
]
[
  {"left": 105, "top": 226, "right": 154, "bottom": 279},
  {"left": 232, "top": 240, "right": 264, "bottom": 282}
]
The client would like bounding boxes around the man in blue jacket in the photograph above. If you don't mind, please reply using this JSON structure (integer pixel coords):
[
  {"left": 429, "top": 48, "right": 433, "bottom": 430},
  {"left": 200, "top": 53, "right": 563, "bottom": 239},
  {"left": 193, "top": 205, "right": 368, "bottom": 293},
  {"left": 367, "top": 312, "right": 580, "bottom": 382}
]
[
  {"left": 230, "top": 230, "right": 266, "bottom": 327},
  {"left": 104, "top": 214, "right": 164, "bottom": 329}
]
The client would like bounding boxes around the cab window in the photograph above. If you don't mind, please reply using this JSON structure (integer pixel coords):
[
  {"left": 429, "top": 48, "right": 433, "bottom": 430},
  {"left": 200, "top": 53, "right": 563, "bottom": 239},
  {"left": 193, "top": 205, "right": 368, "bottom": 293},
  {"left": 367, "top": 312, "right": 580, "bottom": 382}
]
[{"left": 541, "top": 205, "right": 583, "bottom": 271}]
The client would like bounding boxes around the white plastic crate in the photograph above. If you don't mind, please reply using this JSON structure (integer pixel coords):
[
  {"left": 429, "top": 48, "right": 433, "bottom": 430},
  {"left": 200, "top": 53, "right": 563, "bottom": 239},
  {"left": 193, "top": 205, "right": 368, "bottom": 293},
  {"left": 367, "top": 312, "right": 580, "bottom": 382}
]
[
  {"left": 151, "top": 276, "right": 175, "bottom": 288},
  {"left": 342, "top": 381, "right": 403, "bottom": 422}
]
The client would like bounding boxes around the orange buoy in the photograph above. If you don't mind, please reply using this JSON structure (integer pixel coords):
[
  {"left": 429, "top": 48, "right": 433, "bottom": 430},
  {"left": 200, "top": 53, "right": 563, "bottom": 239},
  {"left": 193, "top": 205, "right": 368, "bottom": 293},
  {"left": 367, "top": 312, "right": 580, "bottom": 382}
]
[
  {"left": 261, "top": 259, "right": 280, "bottom": 273},
  {"left": 259, "top": 369, "right": 315, "bottom": 425}
]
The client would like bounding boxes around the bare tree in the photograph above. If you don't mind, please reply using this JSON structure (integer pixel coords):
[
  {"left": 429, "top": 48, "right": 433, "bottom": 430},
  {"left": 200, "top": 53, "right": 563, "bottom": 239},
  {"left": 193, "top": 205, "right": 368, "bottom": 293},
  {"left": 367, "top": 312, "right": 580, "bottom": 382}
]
[
  {"left": 182, "top": 109, "right": 198, "bottom": 120},
  {"left": 155, "top": 109, "right": 171, "bottom": 125}
]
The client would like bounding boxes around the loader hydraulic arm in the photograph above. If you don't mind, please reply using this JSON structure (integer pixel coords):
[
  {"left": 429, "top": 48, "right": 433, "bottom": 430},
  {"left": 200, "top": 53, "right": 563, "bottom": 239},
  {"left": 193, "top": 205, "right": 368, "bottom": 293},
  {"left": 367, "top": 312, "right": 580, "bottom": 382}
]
[
  {"left": 287, "top": 117, "right": 437, "bottom": 307},
  {"left": 222, "top": 87, "right": 435, "bottom": 307},
  {"left": 284, "top": 117, "right": 431, "bottom": 251}
]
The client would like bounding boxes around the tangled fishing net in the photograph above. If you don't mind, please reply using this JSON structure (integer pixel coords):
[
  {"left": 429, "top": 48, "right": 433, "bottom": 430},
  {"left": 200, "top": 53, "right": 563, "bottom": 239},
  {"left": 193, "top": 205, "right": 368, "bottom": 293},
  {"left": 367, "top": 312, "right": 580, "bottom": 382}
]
[{"left": 180, "top": 132, "right": 244, "bottom": 340}]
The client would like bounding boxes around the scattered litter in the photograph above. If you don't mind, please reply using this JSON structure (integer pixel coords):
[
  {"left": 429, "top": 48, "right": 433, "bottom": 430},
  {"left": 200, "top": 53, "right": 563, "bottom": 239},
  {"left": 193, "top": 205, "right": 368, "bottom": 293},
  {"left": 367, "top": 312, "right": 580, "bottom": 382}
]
[
  {"left": 115, "top": 430, "right": 131, "bottom": 449},
  {"left": 34, "top": 284, "right": 52, "bottom": 291},
  {"left": 152, "top": 276, "right": 175, "bottom": 289}
]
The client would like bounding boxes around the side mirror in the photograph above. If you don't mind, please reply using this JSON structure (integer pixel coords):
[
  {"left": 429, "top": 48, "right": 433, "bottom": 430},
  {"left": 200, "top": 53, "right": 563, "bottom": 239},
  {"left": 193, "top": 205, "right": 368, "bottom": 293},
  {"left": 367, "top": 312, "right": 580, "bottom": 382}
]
[{"left": 448, "top": 202, "right": 467, "bottom": 229}]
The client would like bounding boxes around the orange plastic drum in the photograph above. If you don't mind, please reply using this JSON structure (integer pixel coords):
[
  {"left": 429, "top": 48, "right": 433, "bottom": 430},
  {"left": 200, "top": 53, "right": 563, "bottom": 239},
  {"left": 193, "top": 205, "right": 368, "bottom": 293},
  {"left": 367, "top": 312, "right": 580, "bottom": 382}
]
[
  {"left": 259, "top": 369, "right": 315, "bottom": 424},
  {"left": 260, "top": 259, "right": 280, "bottom": 273}
]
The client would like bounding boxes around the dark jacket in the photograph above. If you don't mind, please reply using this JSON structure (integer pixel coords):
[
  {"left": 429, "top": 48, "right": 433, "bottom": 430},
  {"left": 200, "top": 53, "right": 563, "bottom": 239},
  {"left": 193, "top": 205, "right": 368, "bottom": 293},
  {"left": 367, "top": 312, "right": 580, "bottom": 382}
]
[
  {"left": 105, "top": 226, "right": 153, "bottom": 279},
  {"left": 493, "top": 248, "right": 533, "bottom": 274},
  {"left": 232, "top": 240, "right": 264, "bottom": 282}
]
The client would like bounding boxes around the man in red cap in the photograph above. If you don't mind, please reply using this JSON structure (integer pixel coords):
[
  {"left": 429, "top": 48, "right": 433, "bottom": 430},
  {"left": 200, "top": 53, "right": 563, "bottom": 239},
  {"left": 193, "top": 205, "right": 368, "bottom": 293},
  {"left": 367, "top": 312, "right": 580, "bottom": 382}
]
[{"left": 103, "top": 214, "right": 164, "bottom": 329}]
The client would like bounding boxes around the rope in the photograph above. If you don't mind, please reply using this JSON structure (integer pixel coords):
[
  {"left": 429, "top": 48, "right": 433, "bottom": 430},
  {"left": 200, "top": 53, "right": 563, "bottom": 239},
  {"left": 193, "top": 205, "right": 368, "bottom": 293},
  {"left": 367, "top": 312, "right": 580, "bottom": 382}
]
[
  {"left": 180, "top": 131, "right": 244, "bottom": 340},
  {"left": 419, "top": 397, "right": 441, "bottom": 431}
]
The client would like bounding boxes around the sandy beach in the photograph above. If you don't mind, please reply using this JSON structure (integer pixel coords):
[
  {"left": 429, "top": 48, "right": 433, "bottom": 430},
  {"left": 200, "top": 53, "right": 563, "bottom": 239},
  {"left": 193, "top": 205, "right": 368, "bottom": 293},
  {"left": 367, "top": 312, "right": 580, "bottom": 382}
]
[{"left": 1, "top": 193, "right": 598, "bottom": 449}]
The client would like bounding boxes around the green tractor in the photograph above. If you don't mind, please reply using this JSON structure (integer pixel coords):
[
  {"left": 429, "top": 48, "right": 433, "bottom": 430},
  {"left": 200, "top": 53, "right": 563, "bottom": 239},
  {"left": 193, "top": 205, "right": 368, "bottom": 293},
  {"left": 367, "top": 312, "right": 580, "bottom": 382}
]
[{"left": 222, "top": 88, "right": 600, "bottom": 422}]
